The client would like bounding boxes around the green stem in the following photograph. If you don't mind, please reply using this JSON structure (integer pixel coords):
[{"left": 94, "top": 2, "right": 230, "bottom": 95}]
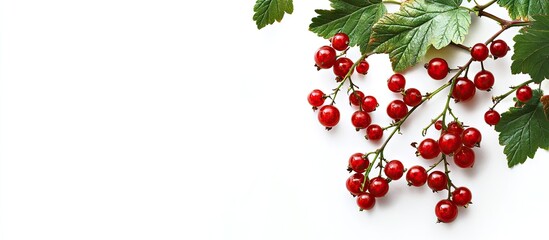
[
  {"left": 442, "top": 155, "right": 457, "bottom": 199},
  {"left": 491, "top": 79, "right": 537, "bottom": 109},
  {"left": 330, "top": 53, "right": 371, "bottom": 105},
  {"left": 426, "top": 157, "right": 445, "bottom": 172},
  {"left": 474, "top": 0, "right": 497, "bottom": 11}
]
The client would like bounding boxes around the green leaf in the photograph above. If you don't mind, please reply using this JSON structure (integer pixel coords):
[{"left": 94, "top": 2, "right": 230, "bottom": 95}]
[
  {"left": 369, "top": 0, "right": 471, "bottom": 72},
  {"left": 497, "top": 0, "right": 549, "bottom": 20},
  {"left": 253, "top": 0, "right": 293, "bottom": 29},
  {"left": 495, "top": 89, "right": 549, "bottom": 167},
  {"left": 511, "top": 15, "right": 549, "bottom": 83},
  {"left": 309, "top": 0, "right": 387, "bottom": 53}
]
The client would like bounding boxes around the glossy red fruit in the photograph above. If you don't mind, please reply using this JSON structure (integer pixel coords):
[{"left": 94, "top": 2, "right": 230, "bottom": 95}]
[
  {"left": 318, "top": 105, "right": 340, "bottom": 128},
  {"left": 471, "top": 43, "right": 489, "bottom": 61},
  {"left": 366, "top": 124, "right": 383, "bottom": 140},
  {"left": 516, "top": 85, "right": 533, "bottom": 103},
  {"left": 349, "top": 91, "right": 365, "bottom": 107},
  {"left": 446, "top": 121, "right": 464, "bottom": 135},
  {"left": 346, "top": 173, "right": 367, "bottom": 196},
  {"left": 490, "top": 39, "right": 509, "bottom": 58},
  {"left": 356, "top": 193, "right": 376, "bottom": 210},
  {"left": 348, "top": 153, "right": 369, "bottom": 173},
  {"left": 333, "top": 57, "right": 354, "bottom": 79},
  {"left": 439, "top": 132, "right": 462, "bottom": 154},
  {"left": 434, "top": 120, "right": 443, "bottom": 130},
  {"left": 308, "top": 89, "right": 325, "bottom": 108},
  {"left": 484, "top": 109, "right": 500, "bottom": 126},
  {"left": 356, "top": 60, "right": 370, "bottom": 75},
  {"left": 452, "top": 77, "right": 476, "bottom": 102},
  {"left": 368, "top": 177, "right": 389, "bottom": 198},
  {"left": 387, "top": 100, "right": 408, "bottom": 120},
  {"left": 461, "top": 127, "right": 482, "bottom": 148},
  {"left": 474, "top": 70, "right": 495, "bottom": 91},
  {"left": 387, "top": 74, "right": 406, "bottom": 92},
  {"left": 314, "top": 46, "right": 337, "bottom": 69},
  {"left": 435, "top": 199, "right": 458, "bottom": 223},
  {"left": 362, "top": 96, "right": 378, "bottom": 112},
  {"left": 454, "top": 146, "right": 475, "bottom": 168},
  {"left": 351, "top": 111, "right": 372, "bottom": 129},
  {"left": 427, "top": 58, "right": 449, "bottom": 80},
  {"left": 331, "top": 32, "right": 350, "bottom": 51},
  {"left": 418, "top": 138, "right": 441, "bottom": 159},
  {"left": 384, "top": 160, "right": 405, "bottom": 180},
  {"left": 403, "top": 88, "right": 422, "bottom": 107},
  {"left": 406, "top": 165, "right": 428, "bottom": 187},
  {"left": 427, "top": 171, "right": 448, "bottom": 192},
  {"left": 452, "top": 187, "right": 472, "bottom": 207}
]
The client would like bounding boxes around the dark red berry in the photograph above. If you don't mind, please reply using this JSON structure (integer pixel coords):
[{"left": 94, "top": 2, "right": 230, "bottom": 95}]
[
  {"left": 427, "top": 171, "right": 448, "bottom": 192},
  {"left": 331, "top": 32, "right": 350, "bottom": 51},
  {"left": 384, "top": 160, "right": 405, "bottom": 180},
  {"left": 439, "top": 132, "right": 462, "bottom": 154},
  {"left": 427, "top": 58, "right": 449, "bottom": 80},
  {"left": 351, "top": 111, "right": 372, "bottom": 129},
  {"left": 435, "top": 120, "right": 443, "bottom": 130},
  {"left": 349, "top": 91, "right": 365, "bottom": 107},
  {"left": 333, "top": 57, "right": 354, "bottom": 79},
  {"left": 356, "top": 60, "right": 370, "bottom": 75},
  {"left": 471, "top": 43, "right": 489, "bottom": 61},
  {"left": 314, "top": 46, "right": 337, "bottom": 69},
  {"left": 484, "top": 109, "right": 500, "bottom": 126},
  {"left": 490, "top": 39, "right": 509, "bottom": 58},
  {"left": 318, "top": 105, "right": 340, "bottom": 128},
  {"left": 474, "top": 70, "right": 495, "bottom": 91},
  {"left": 403, "top": 88, "right": 422, "bottom": 107},
  {"left": 454, "top": 146, "right": 475, "bottom": 168},
  {"left": 362, "top": 96, "right": 378, "bottom": 112},
  {"left": 386, "top": 100, "right": 408, "bottom": 120},
  {"left": 461, "top": 127, "right": 482, "bottom": 148},
  {"left": 387, "top": 74, "right": 406, "bottom": 92},
  {"left": 418, "top": 138, "right": 441, "bottom": 159},
  {"left": 368, "top": 177, "right": 389, "bottom": 198},
  {"left": 446, "top": 121, "right": 464, "bottom": 135},
  {"left": 452, "top": 187, "right": 472, "bottom": 207},
  {"left": 308, "top": 89, "right": 325, "bottom": 108},
  {"left": 356, "top": 193, "right": 376, "bottom": 210},
  {"left": 348, "top": 153, "right": 369, "bottom": 173},
  {"left": 452, "top": 77, "right": 476, "bottom": 102},
  {"left": 516, "top": 85, "right": 533, "bottom": 103},
  {"left": 346, "top": 173, "right": 367, "bottom": 196},
  {"left": 406, "top": 165, "right": 427, "bottom": 187},
  {"left": 366, "top": 124, "right": 383, "bottom": 140},
  {"left": 435, "top": 199, "right": 458, "bottom": 223}
]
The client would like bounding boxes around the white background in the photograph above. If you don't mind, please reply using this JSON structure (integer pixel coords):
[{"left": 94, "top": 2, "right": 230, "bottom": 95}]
[{"left": 1, "top": 1, "right": 548, "bottom": 239}]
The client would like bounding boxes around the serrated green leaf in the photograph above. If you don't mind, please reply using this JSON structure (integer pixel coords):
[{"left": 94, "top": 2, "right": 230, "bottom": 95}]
[
  {"left": 253, "top": 0, "right": 293, "bottom": 29},
  {"left": 368, "top": 0, "right": 471, "bottom": 72},
  {"left": 495, "top": 89, "right": 549, "bottom": 167},
  {"left": 497, "top": 0, "right": 549, "bottom": 20},
  {"left": 309, "top": 0, "right": 387, "bottom": 53},
  {"left": 511, "top": 15, "right": 549, "bottom": 83}
]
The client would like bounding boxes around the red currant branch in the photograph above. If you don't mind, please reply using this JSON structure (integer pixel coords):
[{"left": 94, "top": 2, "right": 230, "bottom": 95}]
[
  {"left": 442, "top": 155, "right": 458, "bottom": 199},
  {"left": 491, "top": 79, "right": 538, "bottom": 109},
  {"left": 328, "top": 53, "right": 371, "bottom": 105}
]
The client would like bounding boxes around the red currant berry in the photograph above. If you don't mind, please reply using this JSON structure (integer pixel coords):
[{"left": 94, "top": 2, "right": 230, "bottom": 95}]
[
  {"left": 454, "top": 146, "right": 475, "bottom": 168},
  {"left": 490, "top": 39, "right": 509, "bottom": 58},
  {"left": 331, "top": 32, "right": 350, "bottom": 51},
  {"left": 387, "top": 74, "right": 406, "bottom": 92},
  {"left": 386, "top": 100, "right": 408, "bottom": 120},
  {"left": 446, "top": 121, "right": 464, "bottom": 135},
  {"left": 356, "top": 60, "right": 370, "bottom": 75},
  {"left": 356, "top": 193, "right": 376, "bottom": 210},
  {"left": 314, "top": 46, "right": 337, "bottom": 69},
  {"left": 348, "top": 153, "right": 369, "bottom": 173},
  {"left": 406, "top": 165, "right": 427, "bottom": 187},
  {"left": 516, "top": 85, "right": 533, "bottom": 103},
  {"left": 318, "top": 105, "right": 340, "bottom": 128},
  {"left": 434, "top": 120, "right": 443, "bottom": 130},
  {"left": 403, "top": 88, "right": 422, "bottom": 107},
  {"left": 452, "top": 77, "right": 476, "bottom": 102},
  {"left": 362, "top": 96, "right": 378, "bottom": 112},
  {"left": 471, "top": 43, "right": 489, "bottom": 61},
  {"left": 333, "top": 57, "right": 354, "bottom": 79},
  {"left": 435, "top": 199, "right": 458, "bottom": 223},
  {"left": 427, "top": 171, "right": 448, "bottom": 192},
  {"left": 484, "top": 109, "right": 500, "bottom": 126},
  {"left": 346, "top": 173, "right": 367, "bottom": 196},
  {"left": 349, "top": 91, "right": 365, "bottom": 107},
  {"left": 384, "top": 160, "right": 405, "bottom": 180},
  {"left": 439, "top": 132, "right": 462, "bottom": 154},
  {"left": 368, "top": 177, "right": 389, "bottom": 198},
  {"left": 366, "top": 124, "right": 383, "bottom": 140},
  {"left": 418, "top": 138, "right": 441, "bottom": 159},
  {"left": 474, "top": 70, "right": 495, "bottom": 91},
  {"left": 308, "top": 89, "right": 325, "bottom": 108},
  {"left": 351, "top": 111, "right": 372, "bottom": 129},
  {"left": 427, "top": 58, "right": 449, "bottom": 80},
  {"left": 452, "top": 187, "right": 472, "bottom": 207},
  {"left": 461, "top": 127, "right": 482, "bottom": 148}
]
